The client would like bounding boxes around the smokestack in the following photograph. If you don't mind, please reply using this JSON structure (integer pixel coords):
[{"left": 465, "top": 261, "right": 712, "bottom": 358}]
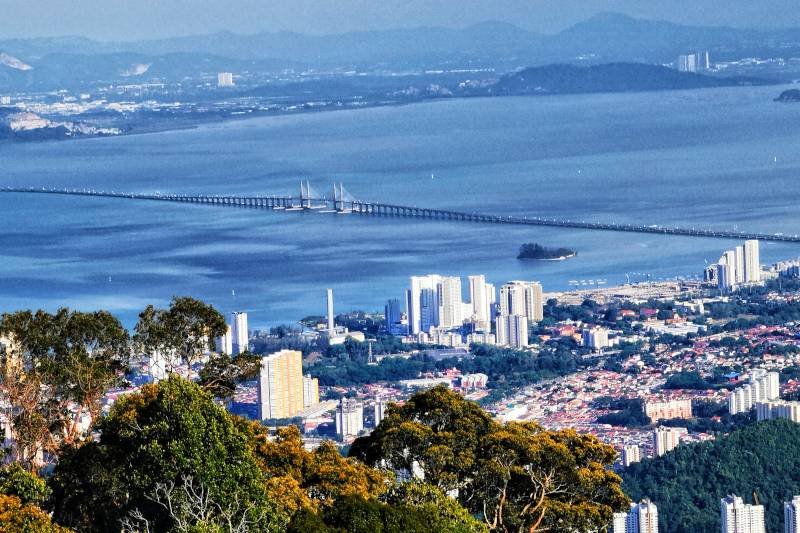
[{"left": 327, "top": 288, "right": 334, "bottom": 332}]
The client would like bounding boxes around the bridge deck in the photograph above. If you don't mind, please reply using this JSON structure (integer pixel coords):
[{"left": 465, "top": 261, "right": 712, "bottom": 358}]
[{"left": 1, "top": 187, "right": 797, "bottom": 243}]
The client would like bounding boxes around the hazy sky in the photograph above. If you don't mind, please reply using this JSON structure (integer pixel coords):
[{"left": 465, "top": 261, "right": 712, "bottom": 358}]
[{"left": 1, "top": 0, "right": 799, "bottom": 40}]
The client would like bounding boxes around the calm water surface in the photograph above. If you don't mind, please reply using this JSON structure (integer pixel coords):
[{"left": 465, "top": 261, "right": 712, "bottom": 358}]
[{"left": 1, "top": 85, "right": 800, "bottom": 327}]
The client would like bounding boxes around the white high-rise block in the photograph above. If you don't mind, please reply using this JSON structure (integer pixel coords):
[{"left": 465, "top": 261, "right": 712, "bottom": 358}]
[
  {"left": 785, "top": 496, "right": 800, "bottom": 533},
  {"left": 326, "top": 288, "right": 335, "bottom": 332},
  {"left": 721, "top": 494, "right": 765, "bottom": 533},
  {"left": 231, "top": 312, "right": 248, "bottom": 355},
  {"left": 468, "top": 275, "right": 491, "bottom": 326},
  {"left": 744, "top": 240, "right": 761, "bottom": 283}
]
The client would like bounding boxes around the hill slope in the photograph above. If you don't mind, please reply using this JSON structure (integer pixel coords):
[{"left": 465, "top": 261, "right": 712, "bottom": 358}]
[{"left": 622, "top": 420, "right": 800, "bottom": 533}]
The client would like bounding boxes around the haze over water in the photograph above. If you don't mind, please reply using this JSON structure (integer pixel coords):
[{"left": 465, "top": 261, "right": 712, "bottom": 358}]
[{"left": 2, "top": 84, "right": 800, "bottom": 327}]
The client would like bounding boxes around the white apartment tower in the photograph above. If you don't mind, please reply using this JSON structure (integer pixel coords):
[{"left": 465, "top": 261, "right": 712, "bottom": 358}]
[
  {"left": 231, "top": 311, "right": 248, "bottom": 355},
  {"left": 721, "top": 494, "right": 765, "bottom": 533},
  {"left": 495, "top": 314, "right": 529, "bottom": 349},
  {"left": 735, "top": 246, "right": 746, "bottom": 285},
  {"left": 744, "top": 240, "right": 761, "bottom": 283},
  {"left": 499, "top": 281, "right": 544, "bottom": 323},
  {"left": 622, "top": 444, "right": 642, "bottom": 467},
  {"left": 217, "top": 72, "right": 234, "bottom": 87},
  {"left": 728, "top": 370, "right": 780, "bottom": 415},
  {"left": 374, "top": 397, "right": 389, "bottom": 426},
  {"left": 468, "top": 275, "right": 492, "bottom": 327},
  {"left": 326, "top": 288, "right": 335, "bottom": 332},
  {"left": 335, "top": 398, "right": 364, "bottom": 439},
  {"left": 438, "top": 276, "right": 464, "bottom": 329},
  {"left": 785, "top": 496, "right": 800, "bottom": 533},
  {"left": 407, "top": 275, "right": 441, "bottom": 334},
  {"left": 613, "top": 499, "right": 659, "bottom": 533},
  {"left": 653, "top": 426, "right": 687, "bottom": 457},
  {"left": 216, "top": 324, "right": 233, "bottom": 356},
  {"left": 302, "top": 375, "right": 319, "bottom": 409}
]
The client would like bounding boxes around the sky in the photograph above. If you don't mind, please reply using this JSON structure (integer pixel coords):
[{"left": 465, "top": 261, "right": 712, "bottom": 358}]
[{"left": 1, "top": 0, "right": 799, "bottom": 40}]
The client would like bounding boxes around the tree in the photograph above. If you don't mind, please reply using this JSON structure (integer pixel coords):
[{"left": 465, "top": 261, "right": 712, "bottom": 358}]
[
  {"left": 350, "top": 385, "right": 497, "bottom": 495},
  {"left": 351, "top": 386, "right": 628, "bottom": 533},
  {"left": 134, "top": 297, "right": 227, "bottom": 377},
  {"left": 243, "top": 422, "right": 389, "bottom": 515},
  {"left": 198, "top": 350, "right": 261, "bottom": 401},
  {"left": 50, "top": 376, "right": 281, "bottom": 532},
  {"left": 0, "top": 309, "right": 130, "bottom": 468},
  {"left": 0, "top": 494, "right": 72, "bottom": 533},
  {"left": 473, "top": 423, "right": 627, "bottom": 532},
  {"left": 0, "top": 463, "right": 49, "bottom": 504}
]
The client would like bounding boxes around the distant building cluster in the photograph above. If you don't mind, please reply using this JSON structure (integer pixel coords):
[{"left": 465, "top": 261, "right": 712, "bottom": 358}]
[
  {"left": 755, "top": 399, "right": 800, "bottom": 423},
  {"left": 392, "top": 274, "right": 543, "bottom": 350},
  {"left": 621, "top": 444, "right": 641, "bottom": 467},
  {"left": 728, "top": 369, "right": 780, "bottom": 415},
  {"left": 677, "top": 51, "right": 711, "bottom": 73},
  {"left": 705, "top": 240, "right": 761, "bottom": 291},
  {"left": 613, "top": 493, "right": 800, "bottom": 532}
]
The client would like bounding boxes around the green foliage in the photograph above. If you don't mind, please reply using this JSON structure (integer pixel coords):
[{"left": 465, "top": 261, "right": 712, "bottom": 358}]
[
  {"left": 50, "top": 376, "right": 280, "bottom": 532},
  {"left": 663, "top": 371, "right": 711, "bottom": 390},
  {"left": 595, "top": 399, "right": 650, "bottom": 428},
  {"left": 0, "top": 463, "right": 49, "bottom": 503},
  {"left": 0, "top": 494, "right": 73, "bottom": 533},
  {"left": 351, "top": 386, "right": 628, "bottom": 532},
  {"left": 623, "top": 420, "right": 800, "bottom": 533}
]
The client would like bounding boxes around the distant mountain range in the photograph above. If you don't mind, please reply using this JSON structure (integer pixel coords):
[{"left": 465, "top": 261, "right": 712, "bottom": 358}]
[{"left": 2, "top": 12, "right": 800, "bottom": 91}]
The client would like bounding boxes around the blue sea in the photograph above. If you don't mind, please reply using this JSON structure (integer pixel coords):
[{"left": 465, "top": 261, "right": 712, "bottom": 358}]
[{"left": 2, "top": 85, "right": 800, "bottom": 328}]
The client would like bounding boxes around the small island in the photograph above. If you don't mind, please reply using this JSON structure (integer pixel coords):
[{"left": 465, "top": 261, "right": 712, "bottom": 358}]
[
  {"left": 517, "top": 243, "right": 577, "bottom": 261},
  {"left": 775, "top": 88, "right": 800, "bottom": 102}
]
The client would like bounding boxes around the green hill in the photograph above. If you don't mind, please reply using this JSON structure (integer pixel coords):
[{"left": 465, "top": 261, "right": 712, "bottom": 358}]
[{"left": 622, "top": 420, "right": 800, "bottom": 532}]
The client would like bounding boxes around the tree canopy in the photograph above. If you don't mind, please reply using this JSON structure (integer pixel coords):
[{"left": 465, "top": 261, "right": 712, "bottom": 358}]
[{"left": 350, "top": 385, "right": 628, "bottom": 532}]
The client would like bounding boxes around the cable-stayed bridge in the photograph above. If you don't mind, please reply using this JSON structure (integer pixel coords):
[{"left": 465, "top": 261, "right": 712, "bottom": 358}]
[{"left": 1, "top": 183, "right": 798, "bottom": 243}]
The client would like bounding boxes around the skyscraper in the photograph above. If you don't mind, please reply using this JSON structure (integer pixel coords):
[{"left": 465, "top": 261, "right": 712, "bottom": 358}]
[
  {"left": 257, "top": 349, "right": 304, "bottom": 420},
  {"left": 468, "top": 275, "right": 491, "bottom": 327},
  {"left": 735, "top": 246, "right": 745, "bottom": 284},
  {"left": 495, "top": 314, "right": 529, "bottom": 349},
  {"left": 385, "top": 298, "right": 402, "bottom": 331},
  {"left": 231, "top": 311, "right": 248, "bottom": 355},
  {"left": 653, "top": 426, "right": 686, "bottom": 457},
  {"left": 216, "top": 324, "right": 232, "bottom": 355},
  {"left": 721, "top": 494, "right": 766, "bottom": 533},
  {"left": 374, "top": 397, "right": 389, "bottom": 426},
  {"left": 326, "top": 288, "right": 335, "bottom": 332},
  {"left": 499, "top": 281, "right": 543, "bottom": 323},
  {"left": 785, "top": 496, "right": 800, "bottom": 533},
  {"left": 335, "top": 398, "right": 364, "bottom": 439},
  {"left": 302, "top": 375, "right": 319, "bottom": 409},
  {"left": 438, "top": 276, "right": 463, "bottom": 329},
  {"left": 407, "top": 275, "right": 442, "bottom": 334},
  {"left": 613, "top": 499, "right": 659, "bottom": 533},
  {"left": 622, "top": 444, "right": 641, "bottom": 467},
  {"left": 217, "top": 72, "right": 234, "bottom": 87},
  {"left": 744, "top": 240, "right": 761, "bottom": 283}
]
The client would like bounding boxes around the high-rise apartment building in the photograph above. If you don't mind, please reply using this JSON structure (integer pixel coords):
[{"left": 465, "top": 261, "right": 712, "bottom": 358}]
[
  {"left": 744, "top": 240, "right": 761, "bottom": 283},
  {"left": 407, "top": 275, "right": 441, "bottom": 334},
  {"left": 785, "top": 496, "right": 800, "bottom": 533},
  {"left": 374, "top": 397, "right": 389, "bottom": 426},
  {"left": 302, "top": 375, "right": 319, "bottom": 409},
  {"left": 653, "top": 426, "right": 686, "bottom": 457},
  {"left": 335, "top": 398, "right": 364, "bottom": 439},
  {"left": 721, "top": 494, "right": 766, "bottom": 533},
  {"left": 735, "top": 246, "right": 746, "bottom": 284},
  {"left": 385, "top": 299, "right": 404, "bottom": 333},
  {"left": 645, "top": 399, "right": 693, "bottom": 423},
  {"left": 495, "top": 314, "right": 529, "bottom": 349},
  {"left": 728, "top": 370, "right": 780, "bottom": 415},
  {"left": 499, "top": 281, "right": 543, "bottom": 323},
  {"left": 582, "top": 326, "right": 611, "bottom": 350},
  {"left": 468, "top": 275, "right": 492, "bottom": 327},
  {"left": 755, "top": 400, "right": 800, "bottom": 423},
  {"left": 613, "top": 499, "right": 659, "bottom": 533},
  {"left": 217, "top": 72, "right": 234, "bottom": 87},
  {"left": 231, "top": 311, "right": 248, "bottom": 355},
  {"left": 326, "top": 288, "right": 335, "bottom": 332},
  {"left": 257, "top": 349, "right": 304, "bottom": 420},
  {"left": 622, "top": 444, "right": 641, "bottom": 467},
  {"left": 438, "top": 276, "right": 464, "bottom": 329},
  {"left": 216, "top": 324, "right": 232, "bottom": 355}
]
